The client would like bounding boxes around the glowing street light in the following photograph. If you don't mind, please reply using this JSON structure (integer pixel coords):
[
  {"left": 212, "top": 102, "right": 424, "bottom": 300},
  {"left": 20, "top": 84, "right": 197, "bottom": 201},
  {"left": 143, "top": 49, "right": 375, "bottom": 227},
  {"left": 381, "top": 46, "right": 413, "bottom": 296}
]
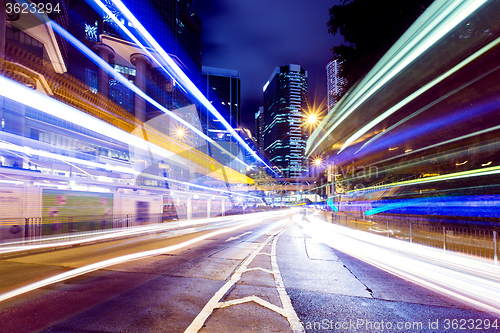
[
  {"left": 304, "top": 112, "right": 320, "bottom": 128},
  {"left": 313, "top": 156, "right": 324, "bottom": 168},
  {"left": 307, "top": 113, "right": 318, "bottom": 125},
  {"left": 174, "top": 126, "right": 187, "bottom": 140},
  {"left": 310, "top": 156, "right": 324, "bottom": 178}
]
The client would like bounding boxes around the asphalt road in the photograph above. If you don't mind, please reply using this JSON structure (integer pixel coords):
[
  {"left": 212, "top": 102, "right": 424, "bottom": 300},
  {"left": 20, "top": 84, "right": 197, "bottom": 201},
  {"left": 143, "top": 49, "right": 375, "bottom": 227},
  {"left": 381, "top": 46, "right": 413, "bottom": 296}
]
[
  {"left": 279, "top": 223, "right": 500, "bottom": 333},
  {"left": 0, "top": 211, "right": 498, "bottom": 332}
]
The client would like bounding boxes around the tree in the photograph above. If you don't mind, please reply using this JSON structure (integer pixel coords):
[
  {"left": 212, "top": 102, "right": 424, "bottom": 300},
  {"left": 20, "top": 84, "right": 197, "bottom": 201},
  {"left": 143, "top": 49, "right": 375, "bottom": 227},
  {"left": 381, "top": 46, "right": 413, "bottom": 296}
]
[{"left": 327, "top": 0, "right": 434, "bottom": 94}]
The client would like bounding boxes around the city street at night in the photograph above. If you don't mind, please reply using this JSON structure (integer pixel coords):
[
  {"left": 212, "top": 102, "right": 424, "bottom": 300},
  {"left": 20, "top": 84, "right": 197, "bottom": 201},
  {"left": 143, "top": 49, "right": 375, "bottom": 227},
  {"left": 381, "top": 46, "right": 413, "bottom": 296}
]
[{"left": 1, "top": 0, "right": 500, "bottom": 331}]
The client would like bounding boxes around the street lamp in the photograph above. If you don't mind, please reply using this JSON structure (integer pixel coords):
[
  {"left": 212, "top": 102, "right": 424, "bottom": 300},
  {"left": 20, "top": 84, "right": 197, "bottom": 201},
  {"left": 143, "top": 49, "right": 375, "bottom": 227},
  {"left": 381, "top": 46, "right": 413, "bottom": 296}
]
[
  {"left": 311, "top": 156, "right": 324, "bottom": 178},
  {"left": 304, "top": 110, "right": 321, "bottom": 129},
  {"left": 174, "top": 126, "right": 187, "bottom": 140},
  {"left": 306, "top": 113, "right": 318, "bottom": 126}
]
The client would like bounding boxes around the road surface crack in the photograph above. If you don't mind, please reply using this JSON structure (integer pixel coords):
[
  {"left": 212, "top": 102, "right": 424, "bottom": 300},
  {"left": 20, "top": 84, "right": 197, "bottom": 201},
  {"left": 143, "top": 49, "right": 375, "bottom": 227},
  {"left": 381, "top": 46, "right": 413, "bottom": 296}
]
[{"left": 343, "top": 264, "right": 374, "bottom": 297}]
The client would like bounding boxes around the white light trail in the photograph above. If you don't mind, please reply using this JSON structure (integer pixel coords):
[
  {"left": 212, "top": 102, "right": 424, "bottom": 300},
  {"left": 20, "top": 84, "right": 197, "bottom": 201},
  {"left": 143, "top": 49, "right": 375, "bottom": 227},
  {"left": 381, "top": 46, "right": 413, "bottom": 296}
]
[
  {"left": 0, "top": 138, "right": 259, "bottom": 199},
  {"left": 94, "top": 0, "right": 278, "bottom": 176},
  {"left": 369, "top": 123, "right": 500, "bottom": 168},
  {"left": 340, "top": 34, "right": 500, "bottom": 154},
  {"left": 48, "top": 21, "right": 210, "bottom": 143},
  {"left": 0, "top": 76, "right": 175, "bottom": 162},
  {"left": 302, "top": 216, "right": 500, "bottom": 314},
  {"left": 307, "top": 0, "right": 489, "bottom": 156},
  {"left": 355, "top": 61, "right": 500, "bottom": 154},
  {"left": 0, "top": 75, "right": 264, "bottom": 198},
  {"left": 1, "top": 210, "right": 285, "bottom": 252},
  {"left": 0, "top": 211, "right": 288, "bottom": 302},
  {"left": 48, "top": 21, "right": 249, "bottom": 170},
  {"left": 0, "top": 141, "right": 138, "bottom": 176}
]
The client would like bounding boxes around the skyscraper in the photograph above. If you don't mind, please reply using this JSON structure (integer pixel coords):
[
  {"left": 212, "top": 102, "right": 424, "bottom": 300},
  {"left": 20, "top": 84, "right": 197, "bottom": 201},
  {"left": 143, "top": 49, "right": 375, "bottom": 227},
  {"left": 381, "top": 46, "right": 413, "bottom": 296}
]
[
  {"left": 326, "top": 59, "right": 346, "bottom": 113},
  {"left": 202, "top": 66, "right": 240, "bottom": 140},
  {"left": 263, "top": 64, "right": 308, "bottom": 179},
  {"left": 255, "top": 106, "right": 264, "bottom": 152}
]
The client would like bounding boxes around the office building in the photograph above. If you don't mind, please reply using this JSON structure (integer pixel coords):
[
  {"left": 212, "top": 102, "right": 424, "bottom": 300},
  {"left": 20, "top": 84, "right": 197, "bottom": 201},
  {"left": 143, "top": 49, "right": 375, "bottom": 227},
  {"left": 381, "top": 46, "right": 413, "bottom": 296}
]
[
  {"left": 201, "top": 66, "right": 240, "bottom": 140},
  {"left": 67, "top": 0, "right": 202, "bottom": 122},
  {"left": 326, "top": 59, "right": 346, "bottom": 113},
  {"left": 255, "top": 106, "right": 265, "bottom": 152},
  {"left": 263, "top": 64, "right": 308, "bottom": 179}
]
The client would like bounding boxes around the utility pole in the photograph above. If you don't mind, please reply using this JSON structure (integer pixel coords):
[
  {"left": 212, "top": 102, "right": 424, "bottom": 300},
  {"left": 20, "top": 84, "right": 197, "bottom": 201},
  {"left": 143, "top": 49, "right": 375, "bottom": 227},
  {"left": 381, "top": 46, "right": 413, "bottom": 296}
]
[
  {"left": 280, "top": 184, "right": 283, "bottom": 208},
  {"left": 327, "top": 163, "right": 335, "bottom": 198}
]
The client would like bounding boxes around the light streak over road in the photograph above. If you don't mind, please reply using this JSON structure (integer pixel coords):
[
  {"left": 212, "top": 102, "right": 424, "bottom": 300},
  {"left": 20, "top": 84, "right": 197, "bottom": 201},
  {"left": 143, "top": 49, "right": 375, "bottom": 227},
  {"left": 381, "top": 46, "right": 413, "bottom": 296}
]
[
  {"left": 349, "top": 164, "right": 500, "bottom": 193},
  {"left": 307, "top": 0, "right": 490, "bottom": 157},
  {"left": 0, "top": 211, "right": 288, "bottom": 303},
  {"left": 79, "top": 0, "right": 279, "bottom": 177},
  {"left": 302, "top": 216, "right": 500, "bottom": 315}
]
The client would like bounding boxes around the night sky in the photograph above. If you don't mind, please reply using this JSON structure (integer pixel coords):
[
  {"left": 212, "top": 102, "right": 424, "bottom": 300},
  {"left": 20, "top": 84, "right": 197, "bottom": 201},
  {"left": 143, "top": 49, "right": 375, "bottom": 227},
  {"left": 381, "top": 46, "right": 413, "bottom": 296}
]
[{"left": 193, "top": 0, "right": 343, "bottom": 133}]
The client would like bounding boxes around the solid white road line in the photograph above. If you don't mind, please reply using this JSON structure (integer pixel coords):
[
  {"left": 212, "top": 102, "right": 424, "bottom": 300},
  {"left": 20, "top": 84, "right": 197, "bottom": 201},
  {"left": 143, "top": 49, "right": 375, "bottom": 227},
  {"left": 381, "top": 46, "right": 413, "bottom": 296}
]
[{"left": 271, "top": 230, "right": 305, "bottom": 333}]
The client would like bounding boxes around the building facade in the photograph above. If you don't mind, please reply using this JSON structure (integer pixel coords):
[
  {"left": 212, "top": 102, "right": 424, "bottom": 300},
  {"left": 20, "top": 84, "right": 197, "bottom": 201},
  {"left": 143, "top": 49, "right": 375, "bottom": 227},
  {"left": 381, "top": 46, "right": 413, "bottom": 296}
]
[
  {"left": 67, "top": 0, "right": 202, "bottom": 123},
  {"left": 0, "top": 0, "right": 260, "bottom": 243},
  {"left": 326, "top": 59, "right": 346, "bottom": 113},
  {"left": 263, "top": 64, "right": 308, "bottom": 179},
  {"left": 201, "top": 66, "right": 240, "bottom": 140},
  {"left": 255, "top": 106, "right": 264, "bottom": 152}
]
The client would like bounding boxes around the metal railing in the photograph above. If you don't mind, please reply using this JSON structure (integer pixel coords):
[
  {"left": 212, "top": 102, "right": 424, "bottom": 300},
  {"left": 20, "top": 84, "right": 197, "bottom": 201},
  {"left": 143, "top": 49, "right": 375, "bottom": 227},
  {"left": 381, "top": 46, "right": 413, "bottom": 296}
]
[
  {"left": 0, "top": 206, "right": 264, "bottom": 246},
  {"left": 314, "top": 210, "right": 499, "bottom": 264},
  {"left": 0, "top": 213, "right": 164, "bottom": 245}
]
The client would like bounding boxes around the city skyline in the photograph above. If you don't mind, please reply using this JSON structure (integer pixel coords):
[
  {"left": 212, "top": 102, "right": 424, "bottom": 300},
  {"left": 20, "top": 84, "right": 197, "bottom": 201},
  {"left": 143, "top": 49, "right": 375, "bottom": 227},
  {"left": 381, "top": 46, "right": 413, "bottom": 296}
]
[{"left": 194, "top": 0, "right": 343, "bottom": 133}]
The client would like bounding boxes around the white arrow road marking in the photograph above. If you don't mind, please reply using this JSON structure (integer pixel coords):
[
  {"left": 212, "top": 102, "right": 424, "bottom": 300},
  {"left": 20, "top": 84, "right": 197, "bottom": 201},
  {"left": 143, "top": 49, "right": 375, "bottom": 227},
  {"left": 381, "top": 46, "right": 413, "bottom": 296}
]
[
  {"left": 225, "top": 231, "right": 252, "bottom": 242},
  {"left": 217, "top": 295, "right": 286, "bottom": 316},
  {"left": 184, "top": 221, "right": 304, "bottom": 333}
]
